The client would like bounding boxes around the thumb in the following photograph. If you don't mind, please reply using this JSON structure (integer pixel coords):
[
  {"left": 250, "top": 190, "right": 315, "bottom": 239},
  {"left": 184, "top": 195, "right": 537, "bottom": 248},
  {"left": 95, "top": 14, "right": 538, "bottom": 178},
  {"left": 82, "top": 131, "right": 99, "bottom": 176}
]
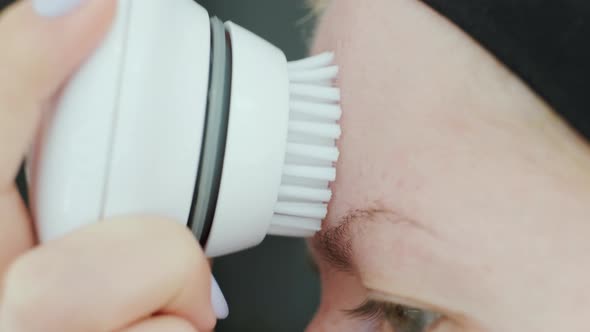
[
  {"left": 1, "top": 0, "right": 117, "bottom": 100},
  {"left": 0, "top": 0, "right": 117, "bottom": 297},
  {"left": 0, "top": 0, "right": 116, "bottom": 187}
]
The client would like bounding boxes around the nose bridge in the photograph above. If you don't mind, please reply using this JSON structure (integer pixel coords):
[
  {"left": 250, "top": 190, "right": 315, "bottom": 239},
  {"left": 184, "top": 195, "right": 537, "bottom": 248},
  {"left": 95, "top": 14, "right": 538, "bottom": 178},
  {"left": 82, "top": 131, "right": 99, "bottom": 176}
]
[
  {"left": 304, "top": 320, "right": 320, "bottom": 332},
  {"left": 305, "top": 308, "right": 328, "bottom": 332},
  {"left": 305, "top": 311, "right": 367, "bottom": 332},
  {"left": 305, "top": 319, "right": 334, "bottom": 332},
  {"left": 305, "top": 313, "right": 329, "bottom": 332}
]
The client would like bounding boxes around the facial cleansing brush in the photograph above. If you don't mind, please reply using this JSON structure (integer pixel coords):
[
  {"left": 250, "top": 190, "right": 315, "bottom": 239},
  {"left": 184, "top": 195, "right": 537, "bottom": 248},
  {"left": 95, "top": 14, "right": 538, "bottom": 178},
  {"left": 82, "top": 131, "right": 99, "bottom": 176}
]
[{"left": 28, "top": 0, "right": 341, "bottom": 257}]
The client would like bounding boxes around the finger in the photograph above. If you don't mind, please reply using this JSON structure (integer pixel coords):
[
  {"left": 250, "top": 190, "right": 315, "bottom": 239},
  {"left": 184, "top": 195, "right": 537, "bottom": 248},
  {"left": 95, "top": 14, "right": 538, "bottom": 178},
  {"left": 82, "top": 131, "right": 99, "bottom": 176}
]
[
  {"left": 0, "top": 217, "right": 217, "bottom": 332},
  {"left": 0, "top": 187, "right": 34, "bottom": 293},
  {"left": 117, "top": 316, "right": 198, "bottom": 332},
  {"left": 0, "top": 0, "right": 117, "bottom": 293},
  {"left": 0, "top": 0, "right": 116, "bottom": 188}
]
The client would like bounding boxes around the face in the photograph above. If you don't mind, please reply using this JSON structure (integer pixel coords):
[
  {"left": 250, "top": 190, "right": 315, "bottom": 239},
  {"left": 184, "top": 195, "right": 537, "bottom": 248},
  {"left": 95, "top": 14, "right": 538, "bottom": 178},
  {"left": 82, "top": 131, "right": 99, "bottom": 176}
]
[{"left": 305, "top": 1, "right": 590, "bottom": 331}]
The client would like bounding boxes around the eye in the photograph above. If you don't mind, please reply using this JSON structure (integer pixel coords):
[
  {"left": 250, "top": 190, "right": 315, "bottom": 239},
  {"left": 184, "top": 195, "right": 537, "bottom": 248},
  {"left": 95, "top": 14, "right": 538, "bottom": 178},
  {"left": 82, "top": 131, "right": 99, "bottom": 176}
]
[{"left": 346, "top": 300, "right": 442, "bottom": 332}]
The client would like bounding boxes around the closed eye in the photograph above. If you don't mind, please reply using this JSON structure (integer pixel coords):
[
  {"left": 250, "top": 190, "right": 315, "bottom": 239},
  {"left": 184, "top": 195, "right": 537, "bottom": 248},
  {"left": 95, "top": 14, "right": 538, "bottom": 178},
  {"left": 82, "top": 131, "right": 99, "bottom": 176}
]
[{"left": 345, "top": 299, "right": 442, "bottom": 332}]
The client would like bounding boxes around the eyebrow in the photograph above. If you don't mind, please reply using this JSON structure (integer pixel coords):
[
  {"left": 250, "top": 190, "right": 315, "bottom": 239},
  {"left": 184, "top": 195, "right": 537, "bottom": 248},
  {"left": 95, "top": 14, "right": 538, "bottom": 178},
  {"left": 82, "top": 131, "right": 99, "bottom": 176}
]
[{"left": 311, "top": 207, "right": 427, "bottom": 273}]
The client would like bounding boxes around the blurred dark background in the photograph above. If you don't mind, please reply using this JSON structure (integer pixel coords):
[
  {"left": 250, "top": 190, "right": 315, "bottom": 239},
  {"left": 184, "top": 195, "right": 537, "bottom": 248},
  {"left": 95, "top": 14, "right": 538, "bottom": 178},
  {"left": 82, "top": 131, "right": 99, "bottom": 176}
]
[{"left": 2, "top": 0, "right": 321, "bottom": 331}]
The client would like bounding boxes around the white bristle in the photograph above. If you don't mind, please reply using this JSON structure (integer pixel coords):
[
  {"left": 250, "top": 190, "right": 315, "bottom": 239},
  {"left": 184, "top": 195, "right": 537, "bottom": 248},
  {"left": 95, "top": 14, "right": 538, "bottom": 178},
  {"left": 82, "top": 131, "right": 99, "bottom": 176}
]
[
  {"left": 278, "top": 185, "right": 332, "bottom": 202},
  {"left": 267, "top": 225, "right": 319, "bottom": 238},
  {"left": 287, "top": 52, "right": 335, "bottom": 71},
  {"left": 290, "top": 83, "right": 340, "bottom": 102},
  {"left": 288, "top": 66, "right": 339, "bottom": 82},
  {"left": 290, "top": 101, "right": 342, "bottom": 120},
  {"left": 275, "top": 202, "right": 328, "bottom": 219},
  {"left": 270, "top": 52, "right": 340, "bottom": 238},
  {"left": 268, "top": 215, "right": 322, "bottom": 237},
  {"left": 283, "top": 165, "right": 336, "bottom": 181},
  {"left": 287, "top": 143, "right": 339, "bottom": 162},
  {"left": 281, "top": 176, "right": 330, "bottom": 191},
  {"left": 289, "top": 121, "right": 341, "bottom": 139},
  {"left": 271, "top": 215, "right": 322, "bottom": 231}
]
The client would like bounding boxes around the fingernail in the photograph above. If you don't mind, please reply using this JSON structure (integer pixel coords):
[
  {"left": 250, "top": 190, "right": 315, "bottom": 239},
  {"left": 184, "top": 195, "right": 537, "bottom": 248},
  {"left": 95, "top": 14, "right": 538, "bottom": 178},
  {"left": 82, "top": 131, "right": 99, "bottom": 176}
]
[
  {"left": 32, "top": 0, "right": 88, "bottom": 17},
  {"left": 211, "top": 276, "right": 229, "bottom": 319}
]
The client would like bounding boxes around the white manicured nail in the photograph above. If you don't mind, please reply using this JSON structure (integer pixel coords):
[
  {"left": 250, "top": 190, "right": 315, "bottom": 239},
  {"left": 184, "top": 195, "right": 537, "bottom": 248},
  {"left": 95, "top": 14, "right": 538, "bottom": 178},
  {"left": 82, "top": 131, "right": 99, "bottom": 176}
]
[
  {"left": 211, "top": 276, "right": 229, "bottom": 319},
  {"left": 32, "top": 0, "right": 88, "bottom": 17}
]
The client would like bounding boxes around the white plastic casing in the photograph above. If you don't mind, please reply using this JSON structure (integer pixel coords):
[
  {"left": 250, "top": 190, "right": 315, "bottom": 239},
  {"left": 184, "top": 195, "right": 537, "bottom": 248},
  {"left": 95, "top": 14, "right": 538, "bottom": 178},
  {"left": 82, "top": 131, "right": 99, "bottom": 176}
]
[
  {"left": 30, "top": 0, "right": 211, "bottom": 242},
  {"left": 203, "top": 22, "right": 290, "bottom": 257},
  {"left": 29, "top": 0, "right": 320, "bottom": 258}
]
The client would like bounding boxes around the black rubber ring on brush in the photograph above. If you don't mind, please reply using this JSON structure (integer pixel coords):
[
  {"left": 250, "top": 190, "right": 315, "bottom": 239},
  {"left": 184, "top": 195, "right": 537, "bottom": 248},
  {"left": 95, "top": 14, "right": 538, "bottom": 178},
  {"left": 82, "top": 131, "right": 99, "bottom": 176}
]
[{"left": 187, "top": 16, "right": 232, "bottom": 247}]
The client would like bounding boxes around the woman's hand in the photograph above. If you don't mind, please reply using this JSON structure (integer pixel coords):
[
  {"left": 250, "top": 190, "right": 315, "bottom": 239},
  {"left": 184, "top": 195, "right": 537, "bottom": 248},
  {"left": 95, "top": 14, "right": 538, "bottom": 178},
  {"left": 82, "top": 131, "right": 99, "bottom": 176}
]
[
  {"left": 1, "top": 218, "right": 218, "bottom": 332},
  {"left": 0, "top": 1, "right": 223, "bottom": 331}
]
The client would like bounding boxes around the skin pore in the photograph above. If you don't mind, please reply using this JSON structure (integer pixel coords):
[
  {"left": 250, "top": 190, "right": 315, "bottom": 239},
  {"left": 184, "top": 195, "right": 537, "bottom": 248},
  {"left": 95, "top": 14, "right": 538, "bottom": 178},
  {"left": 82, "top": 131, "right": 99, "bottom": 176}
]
[
  {"left": 2, "top": 0, "right": 590, "bottom": 331},
  {"left": 306, "top": 0, "right": 590, "bottom": 331}
]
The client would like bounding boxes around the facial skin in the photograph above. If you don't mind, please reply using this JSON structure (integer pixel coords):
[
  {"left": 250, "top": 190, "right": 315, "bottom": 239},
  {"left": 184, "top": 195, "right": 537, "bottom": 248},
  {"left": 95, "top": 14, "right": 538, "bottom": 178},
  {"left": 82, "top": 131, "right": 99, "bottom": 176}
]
[
  {"left": 306, "top": 1, "right": 590, "bottom": 331},
  {"left": 2, "top": 1, "right": 590, "bottom": 331}
]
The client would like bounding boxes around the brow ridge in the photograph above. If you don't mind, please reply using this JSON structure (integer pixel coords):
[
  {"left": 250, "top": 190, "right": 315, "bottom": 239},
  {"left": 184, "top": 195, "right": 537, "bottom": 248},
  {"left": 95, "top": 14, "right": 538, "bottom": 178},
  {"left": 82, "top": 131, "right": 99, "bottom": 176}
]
[
  {"left": 313, "top": 207, "right": 405, "bottom": 273},
  {"left": 312, "top": 203, "right": 436, "bottom": 273}
]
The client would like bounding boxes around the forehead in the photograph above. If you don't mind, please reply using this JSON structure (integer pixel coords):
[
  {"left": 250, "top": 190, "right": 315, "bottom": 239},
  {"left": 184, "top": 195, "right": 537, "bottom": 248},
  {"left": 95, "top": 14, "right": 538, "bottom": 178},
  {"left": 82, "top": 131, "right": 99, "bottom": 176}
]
[
  {"left": 310, "top": 0, "right": 508, "bottom": 230},
  {"left": 311, "top": 0, "right": 427, "bottom": 228},
  {"left": 308, "top": 0, "right": 573, "bottom": 321},
  {"left": 308, "top": 0, "right": 494, "bottom": 277}
]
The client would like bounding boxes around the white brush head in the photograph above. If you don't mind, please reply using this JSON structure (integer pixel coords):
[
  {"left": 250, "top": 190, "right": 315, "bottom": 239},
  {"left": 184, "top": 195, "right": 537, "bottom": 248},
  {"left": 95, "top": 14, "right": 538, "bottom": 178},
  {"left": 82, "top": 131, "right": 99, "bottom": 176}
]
[
  {"left": 268, "top": 53, "right": 341, "bottom": 238},
  {"left": 28, "top": 0, "right": 341, "bottom": 258},
  {"left": 202, "top": 25, "right": 342, "bottom": 257}
]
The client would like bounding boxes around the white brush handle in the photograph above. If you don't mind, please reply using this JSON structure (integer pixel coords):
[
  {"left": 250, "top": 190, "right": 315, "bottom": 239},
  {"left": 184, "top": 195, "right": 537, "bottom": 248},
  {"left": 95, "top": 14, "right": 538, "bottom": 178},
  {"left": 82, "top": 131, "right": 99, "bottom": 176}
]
[{"left": 29, "top": 0, "right": 210, "bottom": 243}]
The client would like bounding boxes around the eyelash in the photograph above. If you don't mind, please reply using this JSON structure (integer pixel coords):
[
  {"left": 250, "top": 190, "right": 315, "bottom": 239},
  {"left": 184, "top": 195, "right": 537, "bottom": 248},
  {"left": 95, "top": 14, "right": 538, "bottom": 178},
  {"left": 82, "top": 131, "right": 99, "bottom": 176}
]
[{"left": 346, "top": 300, "right": 441, "bottom": 332}]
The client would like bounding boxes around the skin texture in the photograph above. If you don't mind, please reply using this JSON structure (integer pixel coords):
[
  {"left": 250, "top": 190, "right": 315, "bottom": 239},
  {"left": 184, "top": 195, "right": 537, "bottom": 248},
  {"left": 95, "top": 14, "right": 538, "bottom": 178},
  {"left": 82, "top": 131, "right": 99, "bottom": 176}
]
[
  {"left": 0, "top": 1, "right": 216, "bottom": 331},
  {"left": 306, "top": 0, "right": 590, "bottom": 331},
  {"left": 2, "top": 0, "right": 590, "bottom": 331}
]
